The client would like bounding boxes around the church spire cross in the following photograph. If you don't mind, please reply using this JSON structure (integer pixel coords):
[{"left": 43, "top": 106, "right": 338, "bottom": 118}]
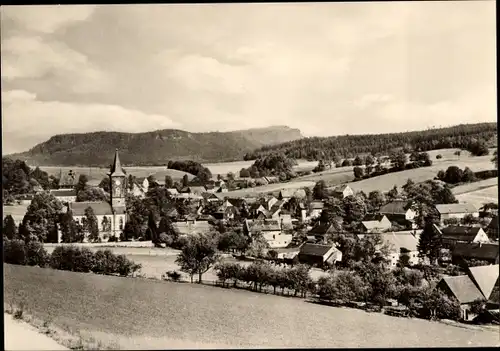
[{"left": 109, "top": 148, "right": 126, "bottom": 177}]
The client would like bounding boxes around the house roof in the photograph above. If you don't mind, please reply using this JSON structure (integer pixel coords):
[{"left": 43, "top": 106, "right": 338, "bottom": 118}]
[
  {"left": 50, "top": 189, "right": 77, "bottom": 197},
  {"left": 436, "top": 203, "right": 478, "bottom": 215},
  {"left": 363, "top": 213, "right": 386, "bottom": 222},
  {"left": 69, "top": 201, "right": 125, "bottom": 216},
  {"left": 245, "top": 219, "right": 281, "bottom": 232},
  {"left": 166, "top": 188, "right": 179, "bottom": 195},
  {"left": 441, "top": 226, "right": 484, "bottom": 242},
  {"left": 380, "top": 201, "right": 411, "bottom": 215},
  {"left": 468, "top": 265, "right": 499, "bottom": 299},
  {"left": 439, "top": 276, "right": 485, "bottom": 304},
  {"left": 299, "top": 243, "right": 336, "bottom": 257},
  {"left": 188, "top": 186, "right": 207, "bottom": 194},
  {"left": 362, "top": 220, "right": 388, "bottom": 231},
  {"left": 309, "top": 222, "right": 337, "bottom": 235},
  {"left": 380, "top": 231, "right": 419, "bottom": 252},
  {"left": 332, "top": 184, "right": 351, "bottom": 193},
  {"left": 309, "top": 201, "right": 325, "bottom": 210},
  {"left": 452, "top": 242, "right": 500, "bottom": 261}
]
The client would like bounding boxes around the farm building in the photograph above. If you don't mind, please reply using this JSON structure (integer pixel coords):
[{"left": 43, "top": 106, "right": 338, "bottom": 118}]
[
  {"left": 440, "top": 226, "right": 490, "bottom": 248},
  {"left": 330, "top": 184, "right": 354, "bottom": 199},
  {"left": 379, "top": 200, "right": 416, "bottom": 229},
  {"left": 452, "top": 242, "right": 500, "bottom": 265},
  {"left": 379, "top": 231, "right": 420, "bottom": 268},
  {"left": 361, "top": 215, "right": 392, "bottom": 233},
  {"left": 435, "top": 203, "right": 479, "bottom": 224},
  {"left": 436, "top": 276, "right": 486, "bottom": 321},
  {"left": 244, "top": 219, "right": 292, "bottom": 248},
  {"left": 49, "top": 189, "right": 77, "bottom": 204},
  {"left": 467, "top": 265, "right": 500, "bottom": 306},
  {"left": 298, "top": 243, "right": 342, "bottom": 267}
]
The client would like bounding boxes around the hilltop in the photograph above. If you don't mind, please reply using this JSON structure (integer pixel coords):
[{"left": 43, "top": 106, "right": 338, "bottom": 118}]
[
  {"left": 8, "top": 126, "right": 303, "bottom": 167},
  {"left": 244, "top": 123, "right": 497, "bottom": 161}
]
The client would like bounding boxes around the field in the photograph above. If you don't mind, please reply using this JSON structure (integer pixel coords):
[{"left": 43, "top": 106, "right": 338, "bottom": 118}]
[
  {"left": 4, "top": 264, "right": 499, "bottom": 348},
  {"left": 225, "top": 180, "right": 316, "bottom": 198},
  {"left": 39, "top": 166, "right": 195, "bottom": 185},
  {"left": 454, "top": 179, "right": 498, "bottom": 209}
]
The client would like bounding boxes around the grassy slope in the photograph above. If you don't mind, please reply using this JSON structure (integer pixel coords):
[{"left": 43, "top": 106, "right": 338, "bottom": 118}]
[{"left": 4, "top": 264, "right": 499, "bottom": 348}]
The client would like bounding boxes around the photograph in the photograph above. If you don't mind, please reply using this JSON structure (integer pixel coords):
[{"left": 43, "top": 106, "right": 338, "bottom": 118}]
[{"left": 2, "top": 1, "right": 499, "bottom": 349}]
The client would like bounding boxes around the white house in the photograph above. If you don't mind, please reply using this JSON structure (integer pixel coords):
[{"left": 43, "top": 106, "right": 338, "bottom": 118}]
[
  {"left": 379, "top": 200, "right": 417, "bottom": 229},
  {"left": 379, "top": 231, "right": 420, "bottom": 268},
  {"left": 439, "top": 226, "right": 490, "bottom": 247},
  {"left": 435, "top": 203, "right": 479, "bottom": 223},
  {"left": 244, "top": 219, "right": 292, "bottom": 248}
]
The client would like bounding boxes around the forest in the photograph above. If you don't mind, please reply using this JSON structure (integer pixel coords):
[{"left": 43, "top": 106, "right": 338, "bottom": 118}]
[{"left": 244, "top": 123, "right": 497, "bottom": 161}]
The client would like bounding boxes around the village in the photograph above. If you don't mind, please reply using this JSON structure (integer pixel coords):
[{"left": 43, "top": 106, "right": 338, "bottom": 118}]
[{"left": 3, "top": 147, "right": 499, "bottom": 328}]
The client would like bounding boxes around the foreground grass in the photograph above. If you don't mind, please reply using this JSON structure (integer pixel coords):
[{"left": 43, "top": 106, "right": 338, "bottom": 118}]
[{"left": 4, "top": 264, "right": 499, "bottom": 349}]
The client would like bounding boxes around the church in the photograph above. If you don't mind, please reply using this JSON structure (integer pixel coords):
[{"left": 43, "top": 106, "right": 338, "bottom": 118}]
[{"left": 68, "top": 149, "right": 127, "bottom": 242}]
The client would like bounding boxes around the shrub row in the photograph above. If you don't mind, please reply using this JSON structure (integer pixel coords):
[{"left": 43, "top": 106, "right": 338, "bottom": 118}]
[
  {"left": 214, "top": 261, "right": 313, "bottom": 297},
  {"left": 3, "top": 238, "right": 141, "bottom": 277}
]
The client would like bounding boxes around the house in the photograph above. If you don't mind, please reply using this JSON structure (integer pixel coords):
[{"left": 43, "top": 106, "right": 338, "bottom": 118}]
[
  {"left": 49, "top": 189, "right": 77, "bottom": 204},
  {"left": 361, "top": 215, "right": 392, "bottom": 233},
  {"left": 135, "top": 177, "right": 150, "bottom": 193},
  {"left": 330, "top": 184, "right": 354, "bottom": 199},
  {"left": 68, "top": 149, "right": 127, "bottom": 242},
  {"left": 436, "top": 276, "right": 486, "bottom": 320},
  {"left": 486, "top": 215, "right": 499, "bottom": 240},
  {"left": 130, "top": 182, "right": 146, "bottom": 198},
  {"left": 172, "top": 219, "right": 212, "bottom": 236},
  {"left": 440, "top": 226, "right": 490, "bottom": 248},
  {"left": 298, "top": 243, "right": 343, "bottom": 267},
  {"left": 379, "top": 231, "right": 420, "bottom": 268},
  {"left": 307, "top": 222, "right": 339, "bottom": 243},
  {"left": 166, "top": 188, "right": 179, "bottom": 197},
  {"left": 452, "top": 242, "right": 500, "bottom": 265},
  {"left": 435, "top": 203, "right": 479, "bottom": 224},
  {"left": 379, "top": 200, "right": 416, "bottom": 229},
  {"left": 58, "top": 170, "right": 77, "bottom": 189},
  {"left": 308, "top": 201, "right": 324, "bottom": 220},
  {"left": 244, "top": 219, "right": 292, "bottom": 248}
]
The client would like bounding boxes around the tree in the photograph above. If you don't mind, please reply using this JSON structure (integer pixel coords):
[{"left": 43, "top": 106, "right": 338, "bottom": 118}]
[
  {"left": 365, "top": 155, "right": 375, "bottom": 167},
  {"left": 83, "top": 206, "right": 100, "bottom": 243},
  {"left": 390, "top": 150, "right": 407, "bottom": 170},
  {"left": 417, "top": 218, "right": 442, "bottom": 265},
  {"left": 467, "top": 140, "right": 489, "bottom": 156},
  {"left": 353, "top": 156, "right": 364, "bottom": 166},
  {"left": 22, "top": 192, "right": 63, "bottom": 242},
  {"left": 342, "top": 159, "right": 352, "bottom": 167},
  {"left": 3, "top": 215, "right": 17, "bottom": 240},
  {"left": 175, "top": 234, "right": 220, "bottom": 283},
  {"left": 239, "top": 168, "right": 251, "bottom": 178},
  {"left": 182, "top": 174, "right": 189, "bottom": 187},
  {"left": 443, "top": 166, "right": 463, "bottom": 184},
  {"left": 75, "top": 174, "right": 89, "bottom": 194},
  {"left": 353, "top": 166, "right": 364, "bottom": 179},
  {"left": 60, "top": 210, "right": 84, "bottom": 243},
  {"left": 98, "top": 177, "right": 110, "bottom": 193},
  {"left": 147, "top": 211, "right": 159, "bottom": 245},
  {"left": 367, "top": 191, "right": 385, "bottom": 212},
  {"left": 343, "top": 195, "right": 367, "bottom": 224},
  {"left": 217, "top": 231, "right": 248, "bottom": 254},
  {"left": 246, "top": 232, "right": 270, "bottom": 258},
  {"left": 387, "top": 185, "right": 399, "bottom": 200},
  {"left": 454, "top": 150, "right": 461, "bottom": 158},
  {"left": 492, "top": 150, "right": 498, "bottom": 169},
  {"left": 76, "top": 187, "right": 109, "bottom": 202},
  {"left": 164, "top": 175, "right": 174, "bottom": 188},
  {"left": 313, "top": 180, "right": 328, "bottom": 200}
]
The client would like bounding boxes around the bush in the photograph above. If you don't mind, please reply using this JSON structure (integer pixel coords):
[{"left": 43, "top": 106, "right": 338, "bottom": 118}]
[
  {"left": 24, "top": 241, "right": 49, "bottom": 267},
  {"left": 421, "top": 290, "right": 462, "bottom": 321},
  {"left": 436, "top": 154, "right": 442, "bottom": 159},
  {"left": 108, "top": 235, "right": 118, "bottom": 242},
  {"left": 164, "top": 270, "right": 182, "bottom": 282},
  {"left": 3, "top": 239, "right": 27, "bottom": 265}
]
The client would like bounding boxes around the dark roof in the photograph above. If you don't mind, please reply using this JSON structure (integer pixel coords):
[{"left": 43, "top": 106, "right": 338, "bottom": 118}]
[
  {"left": 363, "top": 213, "right": 386, "bottom": 222},
  {"left": 487, "top": 216, "right": 498, "bottom": 230},
  {"left": 452, "top": 242, "right": 500, "bottom": 261},
  {"left": 441, "top": 226, "right": 484, "bottom": 242},
  {"left": 50, "top": 189, "right": 77, "bottom": 197},
  {"left": 109, "top": 149, "right": 126, "bottom": 177},
  {"left": 438, "top": 276, "right": 485, "bottom": 304},
  {"left": 332, "top": 184, "right": 351, "bottom": 193},
  {"left": 69, "top": 201, "right": 125, "bottom": 216},
  {"left": 309, "top": 222, "right": 337, "bottom": 235},
  {"left": 299, "top": 243, "right": 335, "bottom": 257},
  {"left": 380, "top": 201, "right": 411, "bottom": 215}
]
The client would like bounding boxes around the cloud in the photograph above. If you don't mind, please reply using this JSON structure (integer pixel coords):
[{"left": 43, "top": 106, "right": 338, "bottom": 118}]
[
  {"left": 2, "top": 5, "right": 96, "bottom": 34},
  {"left": 2, "top": 90, "right": 179, "bottom": 154},
  {"left": 2, "top": 35, "right": 111, "bottom": 94}
]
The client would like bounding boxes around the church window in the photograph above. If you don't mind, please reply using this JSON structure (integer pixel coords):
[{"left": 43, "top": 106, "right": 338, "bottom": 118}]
[{"left": 119, "top": 218, "right": 124, "bottom": 230}]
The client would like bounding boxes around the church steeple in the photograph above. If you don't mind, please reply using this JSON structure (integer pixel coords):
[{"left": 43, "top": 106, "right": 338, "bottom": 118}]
[{"left": 109, "top": 148, "right": 126, "bottom": 177}]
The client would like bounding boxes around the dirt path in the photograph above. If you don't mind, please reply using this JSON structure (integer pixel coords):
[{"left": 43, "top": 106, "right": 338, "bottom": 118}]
[{"left": 4, "top": 313, "right": 68, "bottom": 350}]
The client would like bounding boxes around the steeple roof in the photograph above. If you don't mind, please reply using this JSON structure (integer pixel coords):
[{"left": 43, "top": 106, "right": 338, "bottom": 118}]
[{"left": 109, "top": 149, "right": 126, "bottom": 177}]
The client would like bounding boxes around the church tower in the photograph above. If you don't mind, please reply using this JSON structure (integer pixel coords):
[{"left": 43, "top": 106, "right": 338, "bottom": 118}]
[{"left": 108, "top": 149, "right": 127, "bottom": 210}]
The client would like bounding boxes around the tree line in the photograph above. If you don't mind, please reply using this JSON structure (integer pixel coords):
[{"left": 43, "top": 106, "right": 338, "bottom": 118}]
[{"left": 244, "top": 123, "right": 496, "bottom": 161}]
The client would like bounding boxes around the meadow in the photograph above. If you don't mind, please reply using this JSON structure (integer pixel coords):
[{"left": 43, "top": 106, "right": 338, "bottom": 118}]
[
  {"left": 455, "top": 185, "right": 498, "bottom": 210},
  {"left": 4, "top": 264, "right": 499, "bottom": 349}
]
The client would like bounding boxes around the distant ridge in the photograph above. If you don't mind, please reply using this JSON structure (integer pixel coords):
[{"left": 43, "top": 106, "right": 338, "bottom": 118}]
[{"left": 8, "top": 126, "right": 303, "bottom": 167}]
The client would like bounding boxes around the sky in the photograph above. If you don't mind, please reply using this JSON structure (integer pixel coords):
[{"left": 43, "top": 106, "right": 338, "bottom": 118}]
[{"left": 1, "top": 2, "right": 497, "bottom": 154}]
